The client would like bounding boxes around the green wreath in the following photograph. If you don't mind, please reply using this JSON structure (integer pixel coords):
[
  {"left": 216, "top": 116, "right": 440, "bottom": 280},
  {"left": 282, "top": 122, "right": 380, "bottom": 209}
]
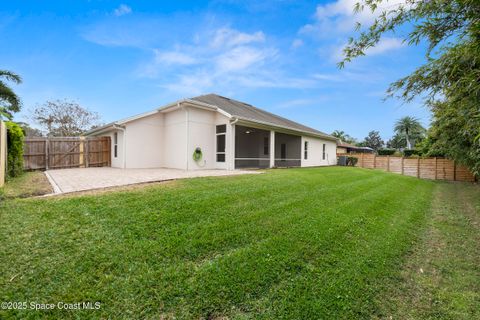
[{"left": 192, "top": 147, "right": 203, "bottom": 162}]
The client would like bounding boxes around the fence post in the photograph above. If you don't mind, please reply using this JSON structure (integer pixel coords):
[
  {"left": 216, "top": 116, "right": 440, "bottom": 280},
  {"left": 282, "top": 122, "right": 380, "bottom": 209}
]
[
  {"left": 45, "top": 139, "right": 49, "bottom": 170},
  {"left": 79, "top": 137, "right": 85, "bottom": 168},
  {"left": 387, "top": 155, "right": 390, "bottom": 172},
  {"left": 85, "top": 139, "right": 89, "bottom": 168},
  {"left": 373, "top": 154, "right": 376, "bottom": 169},
  {"left": 417, "top": 157, "right": 420, "bottom": 178},
  {"left": 401, "top": 157, "right": 404, "bottom": 175},
  {"left": 434, "top": 157, "right": 438, "bottom": 180},
  {"left": 453, "top": 160, "right": 456, "bottom": 181}
]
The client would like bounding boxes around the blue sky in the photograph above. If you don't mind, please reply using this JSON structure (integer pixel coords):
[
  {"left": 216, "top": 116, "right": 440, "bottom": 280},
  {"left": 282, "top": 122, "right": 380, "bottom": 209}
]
[{"left": 1, "top": 0, "right": 430, "bottom": 141}]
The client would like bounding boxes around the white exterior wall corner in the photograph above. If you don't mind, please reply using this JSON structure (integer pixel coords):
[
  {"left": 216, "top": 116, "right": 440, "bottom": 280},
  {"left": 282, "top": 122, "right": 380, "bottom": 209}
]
[
  {"left": 103, "top": 129, "right": 125, "bottom": 168},
  {"left": 301, "top": 136, "right": 337, "bottom": 167}
]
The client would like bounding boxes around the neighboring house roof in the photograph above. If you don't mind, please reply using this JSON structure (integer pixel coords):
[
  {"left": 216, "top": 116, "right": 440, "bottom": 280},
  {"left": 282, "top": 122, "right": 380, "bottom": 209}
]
[
  {"left": 337, "top": 141, "right": 374, "bottom": 152},
  {"left": 86, "top": 93, "right": 337, "bottom": 140}
]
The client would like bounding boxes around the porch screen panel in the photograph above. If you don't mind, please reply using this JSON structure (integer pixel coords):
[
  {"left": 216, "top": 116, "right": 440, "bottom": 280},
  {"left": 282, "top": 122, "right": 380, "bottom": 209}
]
[
  {"left": 235, "top": 125, "right": 270, "bottom": 169},
  {"left": 274, "top": 132, "right": 301, "bottom": 167}
]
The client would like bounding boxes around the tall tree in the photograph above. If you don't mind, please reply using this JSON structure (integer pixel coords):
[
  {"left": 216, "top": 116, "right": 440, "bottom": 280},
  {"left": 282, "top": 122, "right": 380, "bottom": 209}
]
[
  {"left": 361, "top": 130, "right": 384, "bottom": 151},
  {"left": 331, "top": 130, "right": 357, "bottom": 144},
  {"left": 340, "top": 0, "right": 480, "bottom": 175},
  {"left": 0, "top": 70, "right": 22, "bottom": 120},
  {"left": 31, "top": 99, "right": 101, "bottom": 136},
  {"left": 386, "top": 133, "right": 406, "bottom": 150},
  {"left": 394, "top": 116, "right": 425, "bottom": 149}
]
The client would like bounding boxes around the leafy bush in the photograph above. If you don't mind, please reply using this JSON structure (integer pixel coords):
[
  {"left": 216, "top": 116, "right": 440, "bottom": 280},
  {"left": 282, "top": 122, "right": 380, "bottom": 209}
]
[
  {"left": 347, "top": 156, "right": 358, "bottom": 166},
  {"left": 5, "top": 121, "right": 24, "bottom": 178},
  {"left": 403, "top": 149, "right": 419, "bottom": 157},
  {"left": 377, "top": 148, "right": 396, "bottom": 156}
]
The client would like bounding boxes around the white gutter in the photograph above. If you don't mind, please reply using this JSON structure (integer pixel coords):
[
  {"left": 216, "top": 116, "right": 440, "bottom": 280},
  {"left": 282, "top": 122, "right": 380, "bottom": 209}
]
[{"left": 113, "top": 124, "right": 127, "bottom": 169}]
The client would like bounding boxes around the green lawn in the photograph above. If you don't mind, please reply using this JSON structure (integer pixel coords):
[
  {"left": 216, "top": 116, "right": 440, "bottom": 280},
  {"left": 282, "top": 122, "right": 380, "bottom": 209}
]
[{"left": 0, "top": 167, "right": 478, "bottom": 319}]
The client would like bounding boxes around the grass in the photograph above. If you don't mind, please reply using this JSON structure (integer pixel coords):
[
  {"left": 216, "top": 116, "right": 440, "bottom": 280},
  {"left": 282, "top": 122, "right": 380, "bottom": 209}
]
[
  {"left": 0, "top": 167, "right": 478, "bottom": 319},
  {"left": 1, "top": 171, "right": 52, "bottom": 199},
  {"left": 377, "top": 182, "right": 480, "bottom": 319}
]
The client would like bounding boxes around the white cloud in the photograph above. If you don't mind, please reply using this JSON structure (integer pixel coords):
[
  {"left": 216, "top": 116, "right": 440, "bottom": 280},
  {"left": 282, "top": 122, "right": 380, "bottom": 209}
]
[
  {"left": 154, "top": 50, "right": 197, "bottom": 65},
  {"left": 299, "top": 0, "right": 410, "bottom": 61},
  {"left": 291, "top": 39, "right": 304, "bottom": 49},
  {"left": 365, "top": 37, "right": 405, "bottom": 54},
  {"left": 215, "top": 46, "right": 275, "bottom": 72},
  {"left": 113, "top": 4, "right": 132, "bottom": 17},
  {"left": 211, "top": 28, "right": 265, "bottom": 48},
  {"left": 133, "top": 25, "right": 311, "bottom": 95},
  {"left": 301, "top": 0, "right": 410, "bottom": 35}
]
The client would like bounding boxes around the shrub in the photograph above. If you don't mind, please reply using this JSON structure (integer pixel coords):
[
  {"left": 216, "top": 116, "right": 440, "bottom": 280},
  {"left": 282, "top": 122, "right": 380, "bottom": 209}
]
[
  {"left": 403, "top": 149, "right": 419, "bottom": 157},
  {"left": 347, "top": 156, "right": 358, "bottom": 166},
  {"left": 377, "top": 148, "right": 396, "bottom": 156},
  {"left": 5, "top": 121, "right": 24, "bottom": 178}
]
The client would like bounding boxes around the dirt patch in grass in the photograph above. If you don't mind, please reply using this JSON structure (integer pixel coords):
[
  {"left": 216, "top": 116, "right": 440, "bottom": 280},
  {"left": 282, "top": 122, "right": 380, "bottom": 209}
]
[{"left": 1, "top": 171, "right": 53, "bottom": 199}]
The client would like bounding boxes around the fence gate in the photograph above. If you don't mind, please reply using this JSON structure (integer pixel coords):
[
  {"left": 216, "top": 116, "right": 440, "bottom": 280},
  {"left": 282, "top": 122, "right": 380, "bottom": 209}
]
[{"left": 24, "top": 137, "right": 111, "bottom": 170}]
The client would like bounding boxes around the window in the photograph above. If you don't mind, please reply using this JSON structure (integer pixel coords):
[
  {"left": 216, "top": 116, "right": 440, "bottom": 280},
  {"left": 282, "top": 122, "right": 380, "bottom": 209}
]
[
  {"left": 322, "top": 143, "right": 326, "bottom": 160},
  {"left": 281, "top": 143, "right": 286, "bottom": 160},
  {"left": 216, "top": 125, "right": 226, "bottom": 162},
  {"left": 304, "top": 141, "right": 308, "bottom": 160},
  {"left": 263, "top": 137, "right": 269, "bottom": 155},
  {"left": 114, "top": 132, "right": 118, "bottom": 158}
]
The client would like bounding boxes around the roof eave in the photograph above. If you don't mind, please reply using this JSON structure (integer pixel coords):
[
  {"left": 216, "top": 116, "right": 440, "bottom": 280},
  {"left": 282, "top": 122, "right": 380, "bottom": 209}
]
[{"left": 233, "top": 116, "right": 337, "bottom": 141}]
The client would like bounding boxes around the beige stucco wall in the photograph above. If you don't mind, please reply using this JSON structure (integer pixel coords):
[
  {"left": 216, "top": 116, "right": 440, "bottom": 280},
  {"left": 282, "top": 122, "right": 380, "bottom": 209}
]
[
  {"left": 301, "top": 136, "right": 337, "bottom": 167},
  {"left": 162, "top": 108, "right": 187, "bottom": 169},
  {"left": 124, "top": 113, "right": 164, "bottom": 168}
]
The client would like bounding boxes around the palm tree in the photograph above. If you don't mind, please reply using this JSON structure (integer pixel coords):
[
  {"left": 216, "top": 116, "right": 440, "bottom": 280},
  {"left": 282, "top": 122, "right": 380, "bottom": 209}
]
[
  {"left": 0, "top": 70, "right": 22, "bottom": 120},
  {"left": 394, "top": 116, "right": 425, "bottom": 149}
]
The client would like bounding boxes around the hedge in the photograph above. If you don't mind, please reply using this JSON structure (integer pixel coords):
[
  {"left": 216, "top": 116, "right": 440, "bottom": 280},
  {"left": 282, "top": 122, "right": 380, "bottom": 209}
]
[
  {"left": 403, "top": 149, "right": 420, "bottom": 157},
  {"left": 377, "top": 148, "right": 396, "bottom": 156},
  {"left": 6, "top": 121, "right": 24, "bottom": 178}
]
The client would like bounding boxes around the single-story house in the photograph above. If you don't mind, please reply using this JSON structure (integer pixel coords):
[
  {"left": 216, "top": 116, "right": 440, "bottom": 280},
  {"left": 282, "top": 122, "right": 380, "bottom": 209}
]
[
  {"left": 86, "top": 94, "right": 338, "bottom": 170},
  {"left": 336, "top": 141, "right": 374, "bottom": 154}
]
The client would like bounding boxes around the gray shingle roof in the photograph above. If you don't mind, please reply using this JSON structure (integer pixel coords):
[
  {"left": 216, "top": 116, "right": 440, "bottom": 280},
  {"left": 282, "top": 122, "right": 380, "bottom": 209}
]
[{"left": 191, "top": 94, "right": 335, "bottom": 140}]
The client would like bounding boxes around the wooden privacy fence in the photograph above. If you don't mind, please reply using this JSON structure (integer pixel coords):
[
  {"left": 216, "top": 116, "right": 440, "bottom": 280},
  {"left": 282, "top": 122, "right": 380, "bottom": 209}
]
[
  {"left": 339, "top": 153, "right": 476, "bottom": 182},
  {"left": 24, "top": 136, "right": 111, "bottom": 170}
]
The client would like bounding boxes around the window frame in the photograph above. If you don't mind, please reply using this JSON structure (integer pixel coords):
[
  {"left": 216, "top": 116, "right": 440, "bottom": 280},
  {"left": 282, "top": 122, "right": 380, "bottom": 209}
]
[
  {"left": 322, "top": 143, "right": 326, "bottom": 160},
  {"left": 304, "top": 141, "right": 308, "bottom": 160},
  {"left": 113, "top": 132, "right": 118, "bottom": 158}
]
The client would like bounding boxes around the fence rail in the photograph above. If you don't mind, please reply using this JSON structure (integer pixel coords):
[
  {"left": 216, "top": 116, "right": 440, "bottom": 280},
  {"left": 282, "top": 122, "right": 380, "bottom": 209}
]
[
  {"left": 24, "top": 136, "right": 111, "bottom": 170},
  {"left": 338, "top": 153, "right": 476, "bottom": 182}
]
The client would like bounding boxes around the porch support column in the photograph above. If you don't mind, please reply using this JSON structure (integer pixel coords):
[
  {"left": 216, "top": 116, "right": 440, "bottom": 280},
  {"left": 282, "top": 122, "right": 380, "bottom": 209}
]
[
  {"left": 269, "top": 130, "right": 275, "bottom": 168},
  {"left": 230, "top": 123, "right": 236, "bottom": 170}
]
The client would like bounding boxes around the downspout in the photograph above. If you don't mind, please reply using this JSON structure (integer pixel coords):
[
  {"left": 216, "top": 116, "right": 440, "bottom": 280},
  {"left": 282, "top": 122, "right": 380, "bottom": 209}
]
[
  {"left": 181, "top": 102, "right": 189, "bottom": 171},
  {"left": 113, "top": 125, "right": 127, "bottom": 169},
  {"left": 230, "top": 117, "right": 239, "bottom": 170}
]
